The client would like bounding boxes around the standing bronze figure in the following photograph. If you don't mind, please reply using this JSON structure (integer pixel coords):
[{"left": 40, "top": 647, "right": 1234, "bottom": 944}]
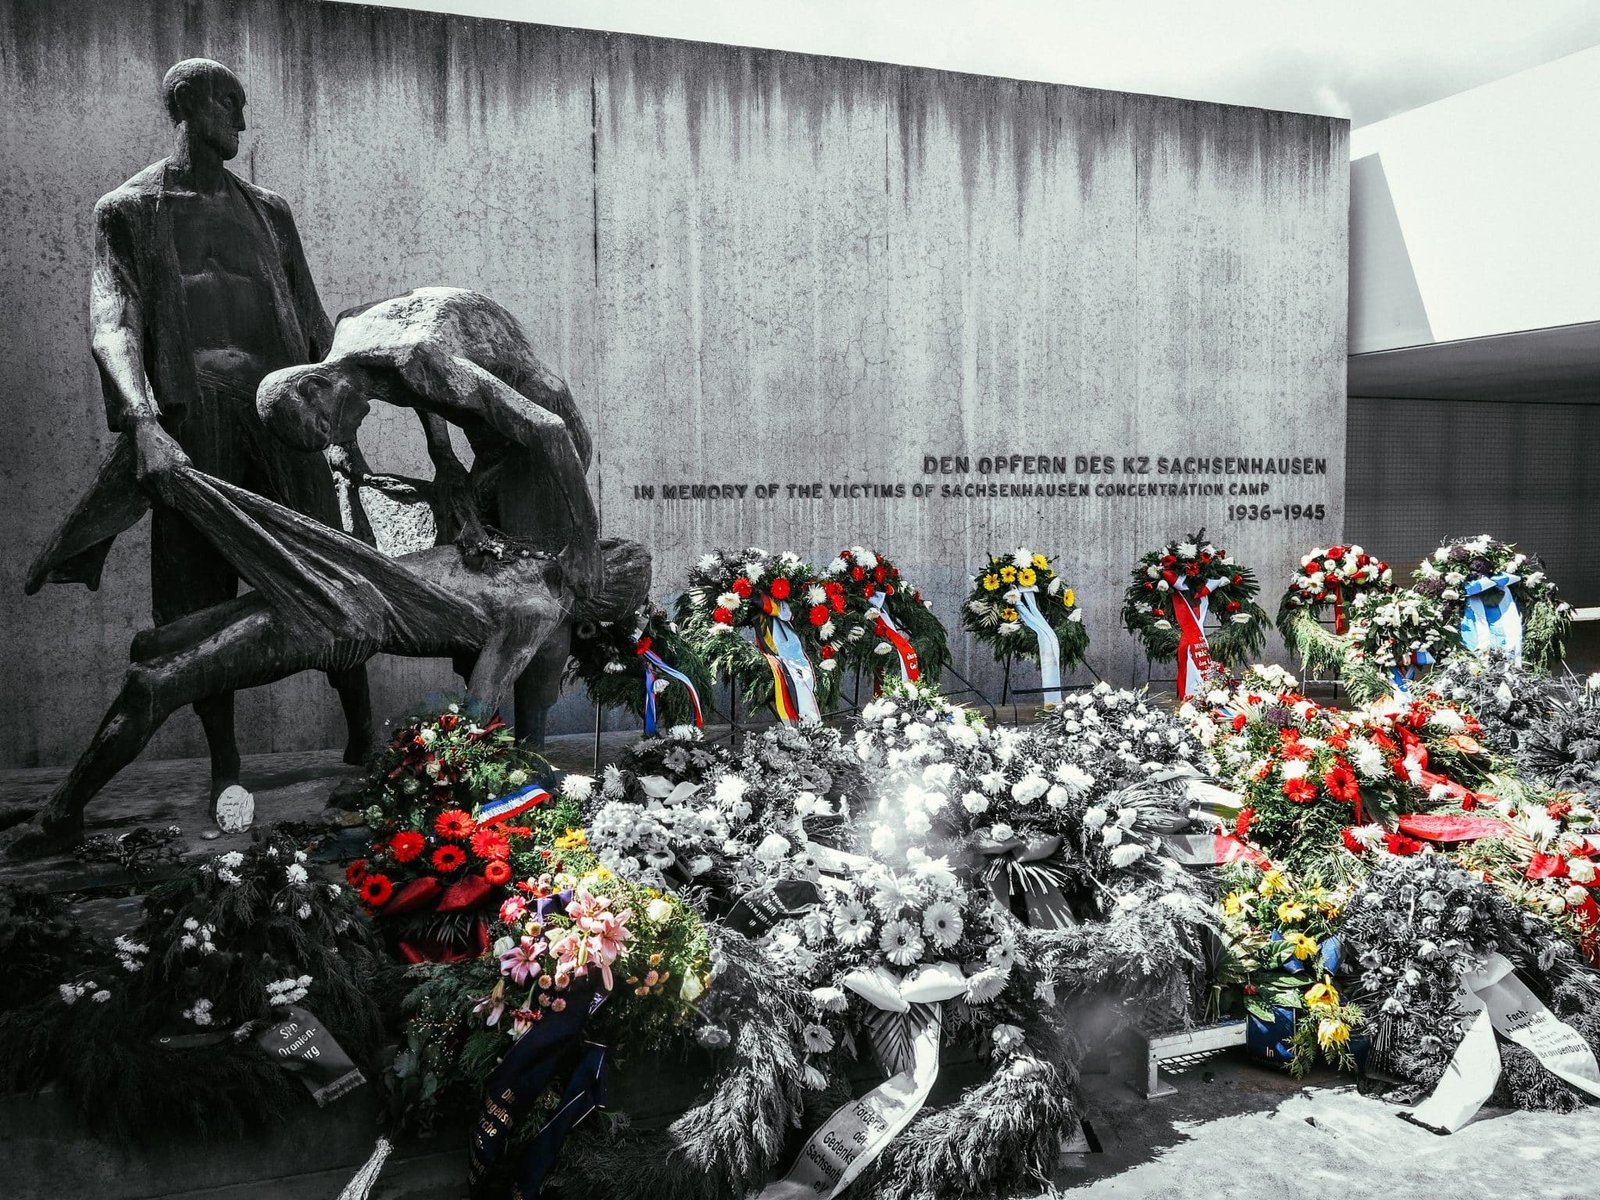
[{"left": 26, "top": 59, "right": 375, "bottom": 815}]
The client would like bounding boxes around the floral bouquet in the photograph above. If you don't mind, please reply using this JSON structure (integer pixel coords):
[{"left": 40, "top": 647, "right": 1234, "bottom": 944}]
[
  {"left": 1216, "top": 863, "right": 1363, "bottom": 1076},
  {"left": 1276, "top": 543, "right": 1393, "bottom": 676},
  {"left": 830, "top": 546, "right": 950, "bottom": 690},
  {"left": 962, "top": 548, "right": 1088, "bottom": 702},
  {"left": 1122, "top": 532, "right": 1267, "bottom": 696},
  {"left": 1342, "top": 588, "right": 1458, "bottom": 703},
  {"left": 1414, "top": 535, "right": 1571, "bottom": 671},
  {"left": 676, "top": 547, "right": 846, "bottom": 720},
  {"left": 566, "top": 602, "right": 714, "bottom": 734},
  {"left": 351, "top": 700, "right": 569, "bottom": 961},
  {"left": 1425, "top": 650, "right": 1563, "bottom": 756},
  {"left": 0, "top": 830, "right": 387, "bottom": 1138}
]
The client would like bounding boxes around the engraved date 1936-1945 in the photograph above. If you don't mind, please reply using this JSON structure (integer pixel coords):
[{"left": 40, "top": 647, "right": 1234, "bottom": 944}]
[{"left": 1228, "top": 503, "right": 1327, "bottom": 521}]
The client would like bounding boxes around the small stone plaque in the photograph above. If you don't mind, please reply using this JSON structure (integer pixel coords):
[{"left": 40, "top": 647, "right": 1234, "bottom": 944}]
[{"left": 214, "top": 785, "right": 255, "bottom": 833}]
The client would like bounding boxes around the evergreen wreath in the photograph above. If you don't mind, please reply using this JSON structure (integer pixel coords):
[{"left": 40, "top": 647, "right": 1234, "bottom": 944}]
[
  {"left": 827, "top": 545, "right": 950, "bottom": 687},
  {"left": 675, "top": 547, "right": 845, "bottom": 715},
  {"left": 566, "top": 603, "right": 714, "bottom": 732},
  {"left": 1276, "top": 543, "right": 1393, "bottom": 677},
  {"left": 961, "top": 547, "right": 1089, "bottom": 670},
  {"left": 1121, "top": 531, "right": 1267, "bottom": 666},
  {"left": 1341, "top": 589, "right": 1459, "bottom": 703},
  {"left": 1413, "top": 534, "right": 1572, "bottom": 671}
]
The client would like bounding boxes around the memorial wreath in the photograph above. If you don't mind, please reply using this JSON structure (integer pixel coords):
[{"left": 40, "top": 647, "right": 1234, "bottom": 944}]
[
  {"left": 962, "top": 547, "right": 1088, "bottom": 703},
  {"left": 1413, "top": 535, "right": 1572, "bottom": 671}
]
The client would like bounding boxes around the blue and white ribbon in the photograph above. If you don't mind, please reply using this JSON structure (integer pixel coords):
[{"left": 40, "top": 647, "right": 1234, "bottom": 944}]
[
  {"left": 1013, "top": 588, "right": 1062, "bottom": 705},
  {"left": 1461, "top": 573, "right": 1523, "bottom": 662},
  {"left": 638, "top": 643, "right": 704, "bottom": 736},
  {"left": 759, "top": 598, "right": 822, "bottom": 724}
]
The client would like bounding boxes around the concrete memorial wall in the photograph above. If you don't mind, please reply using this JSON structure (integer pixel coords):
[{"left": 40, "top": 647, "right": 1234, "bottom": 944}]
[{"left": 0, "top": 0, "right": 1349, "bottom": 766}]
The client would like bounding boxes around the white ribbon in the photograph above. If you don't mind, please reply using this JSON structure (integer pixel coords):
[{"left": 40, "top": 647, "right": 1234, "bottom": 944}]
[
  {"left": 1406, "top": 952, "right": 1600, "bottom": 1133},
  {"left": 868, "top": 592, "right": 919, "bottom": 685},
  {"left": 1013, "top": 588, "right": 1062, "bottom": 705},
  {"left": 757, "top": 962, "right": 967, "bottom": 1199},
  {"left": 767, "top": 600, "right": 822, "bottom": 724}
]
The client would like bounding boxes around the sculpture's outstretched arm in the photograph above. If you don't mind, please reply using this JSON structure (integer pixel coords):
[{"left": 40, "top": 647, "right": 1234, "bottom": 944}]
[{"left": 466, "top": 595, "right": 569, "bottom": 713}]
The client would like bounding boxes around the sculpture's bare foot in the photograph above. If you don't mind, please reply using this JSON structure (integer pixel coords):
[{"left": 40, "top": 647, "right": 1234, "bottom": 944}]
[{"left": 343, "top": 729, "right": 378, "bottom": 767}]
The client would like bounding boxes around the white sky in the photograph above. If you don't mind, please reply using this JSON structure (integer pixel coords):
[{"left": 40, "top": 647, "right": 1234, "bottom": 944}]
[{"left": 340, "top": 0, "right": 1600, "bottom": 126}]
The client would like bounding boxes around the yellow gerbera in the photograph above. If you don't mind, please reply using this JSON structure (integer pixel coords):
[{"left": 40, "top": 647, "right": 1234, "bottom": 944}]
[
  {"left": 1000, "top": 607, "right": 1019, "bottom": 623},
  {"left": 1063, "top": 588, "right": 1076, "bottom": 608},
  {"left": 1032, "top": 554, "right": 1048, "bottom": 570},
  {"left": 1000, "top": 566, "right": 1017, "bottom": 582},
  {"left": 1316, "top": 1017, "right": 1350, "bottom": 1049},
  {"left": 554, "top": 827, "right": 588, "bottom": 850},
  {"left": 1016, "top": 567, "right": 1037, "bottom": 587},
  {"left": 1304, "top": 981, "right": 1340, "bottom": 1010},
  {"left": 1288, "top": 933, "right": 1318, "bottom": 960},
  {"left": 1222, "top": 892, "right": 1246, "bottom": 917},
  {"left": 982, "top": 575, "right": 1001, "bottom": 592},
  {"left": 1258, "top": 869, "right": 1287, "bottom": 896},
  {"left": 1276, "top": 900, "right": 1307, "bottom": 924}
]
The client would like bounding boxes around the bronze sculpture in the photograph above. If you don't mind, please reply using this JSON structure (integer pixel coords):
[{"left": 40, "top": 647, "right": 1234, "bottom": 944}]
[
  {"left": 26, "top": 58, "right": 374, "bottom": 816},
  {"left": 259, "top": 286, "right": 603, "bottom": 743}
]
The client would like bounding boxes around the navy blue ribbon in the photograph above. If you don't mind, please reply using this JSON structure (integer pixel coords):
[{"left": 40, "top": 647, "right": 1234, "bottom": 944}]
[{"left": 468, "top": 981, "right": 609, "bottom": 1200}]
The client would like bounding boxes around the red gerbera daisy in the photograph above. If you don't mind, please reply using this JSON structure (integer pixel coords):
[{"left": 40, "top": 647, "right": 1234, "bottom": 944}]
[
  {"left": 346, "top": 858, "right": 370, "bottom": 887},
  {"left": 769, "top": 577, "right": 791, "bottom": 600},
  {"left": 390, "top": 831, "right": 426, "bottom": 863},
  {"left": 483, "top": 860, "right": 512, "bottom": 886},
  {"left": 470, "top": 828, "right": 511, "bottom": 861},
  {"left": 809, "top": 604, "right": 829, "bottom": 627},
  {"left": 731, "top": 577, "right": 753, "bottom": 598},
  {"left": 434, "top": 809, "right": 475, "bottom": 840},
  {"left": 712, "top": 606, "right": 734, "bottom": 626},
  {"left": 1283, "top": 777, "right": 1319, "bottom": 805},
  {"left": 359, "top": 873, "right": 394, "bottom": 908},
  {"left": 1323, "top": 765, "right": 1359, "bottom": 804},
  {"left": 431, "top": 844, "right": 468, "bottom": 873}
]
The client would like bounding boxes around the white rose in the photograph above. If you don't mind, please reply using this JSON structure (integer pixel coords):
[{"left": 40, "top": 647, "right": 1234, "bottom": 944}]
[
  {"left": 646, "top": 897, "right": 674, "bottom": 923},
  {"left": 1568, "top": 858, "right": 1596, "bottom": 884}
]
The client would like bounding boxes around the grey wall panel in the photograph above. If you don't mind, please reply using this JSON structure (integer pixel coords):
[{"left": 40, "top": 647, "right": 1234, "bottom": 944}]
[{"left": 1346, "top": 396, "right": 1600, "bottom": 605}]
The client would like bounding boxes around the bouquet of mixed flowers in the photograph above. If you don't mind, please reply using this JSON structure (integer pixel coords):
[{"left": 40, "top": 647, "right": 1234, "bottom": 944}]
[
  {"left": 676, "top": 547, "right": 846, "bottom": 720},
  {"left": 566, "top": 602, "right": 713, "bottom": 734},
  {"left": 351, "top": 700, "right": 568, "bottom": 961},
  {"left": 961, "top": 547, "right": 1089, "bottom": 681},
  {"left": 1414, "top": 534, "right": 1572, "bottom": 671},
  {"left": 1276, "top": 543, "right": 1393, "bottom": 677},
  {"left": 1341, "top": 588, "right": 1457, "bottom": 703},
  {"left": 1216, "top": 863, "right": 1362, "bottom": 1076},
  {"left": 1425, "top": 650, "right": 1563, "bottom": 756},
  {"left": 1122, "top": 532, "right": 1267, "bottom": 695},
  {"left": 830, "top": 545, "right": 950, "bottom": 689}
]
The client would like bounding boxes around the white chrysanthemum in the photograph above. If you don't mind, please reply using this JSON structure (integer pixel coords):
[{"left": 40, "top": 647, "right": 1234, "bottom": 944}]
[
  {"left": 922, "top": 900, "right": 965, "bottom": 947},
  {"left": 1350, "top": 739, "right": 1387, "bottom": 781},
  {"left": 1110, "top": 843, "right": 1147, "bottom": 868},
  {"left": 806, "top": 585, "right": 828, "bottom": 606},
  {"left": 879, "top": 919, "right": 925, "bottom": 967},
  {"left": 715, "top": 591, "right": 741, "bottom": 610},
  {"left": 561, "top": 773, "right": 596, "bottom": 802},
  {"left": 979, "top": 770, "right": 1008, "bottom": 796},
  {"left": 811, "top": 985, "right": 849, "bottom": 1013},
  {"left": 964, "top": 967, "right": 1007, "bottom": 1004},
  {"left": 961, "top": 790, "right": 990, "bottom": 815}
]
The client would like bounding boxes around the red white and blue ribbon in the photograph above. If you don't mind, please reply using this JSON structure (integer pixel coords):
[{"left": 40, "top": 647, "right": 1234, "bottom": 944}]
[
  {"left": 635, "top": 637, "right": 704, "bottom": 736},
  {"left": 757, "top": 595, "right": 821, "bottom": 725},
  {"left": 476, "top": 783, "right": 552, "bottom": 826},
  {"left": 1171, "top": 576, "right": 1218, "bottom": 700},
  {"left": 1012, "top": 588, "right": 1061, "bottom": 704},
  {"left": 1461, "top": 572, "right": 1523, "bottom": 662},
  {"left": 868, "top": 593, "right": 920, "bottom": 688}
]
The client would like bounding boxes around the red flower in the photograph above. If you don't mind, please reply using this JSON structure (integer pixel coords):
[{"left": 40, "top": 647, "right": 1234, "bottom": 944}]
[
  {"left": 1152, "top": 608, "right": 1167, "bottom": 618},
  {"left": 1384, "top": 832, "right": 1424, "bottom": 856},
  {"left": 439, "top": 713, "right": 458, "bottom": 732},
  {"left": 1328, "top": 545, "right": 1346, "bottom": 559},
  {"left": 809, "top": 604, "right": 830, "bottom": 626},
  {"left": 1235, "top": 807, "right": 1254, "bottom": 839},
  {"left": 731, "top": 576, "right": 753, "bottom": 599},
  {"left": 820, "top": 644, "right": 835, "bottom": 660},
  {"left": 1283, "top": 778, "right": 1319, "bottom": 805},
  {"left": 471, "top": 828, "right": 511, "bottom": 861},
  {"left": 1323, "top": 764, "right": 1359, "bottom": 804},
  {"left": 435, "top": 809, "right": 476, "bottom": 840},
  {"left": 1231, "top": 713, "right": 1248, "bottom": 732},
  {"left": 1340, "top": 828, "right": 1367, "bottom": 854},
  {"left": 770, "top": 578, "right": 791, "bottom": 600},
  {"left": 830, "top": 594, "right": 847, "bottom": 613},
  {"left": 712, "top": 606, "right": 735, "bottom": 626},
  {"left": 863, "top": 585, "right": 876, "bottom": 598},
  {"left": 851, "top": 566, "right": 866, "bottom": 581},
  {"left": 1161, "top": 555, "right": 1177, "bottom": 567},
  {"left": 483, "top": 860, "right": 512, "bottom": 886},
  {"left": 1232, "top": 574, "right": 1243, "bottom": 585},
  {"left": 873, "top": 566, "right": 886, "bottom": 583},
  {"left": 346, "top": 858, "right": 370, "bottom": 887},
  {"left": 1185, "top": 563, "right": 1200, "bottom": 576},
  {"left": 390, "top": 831, "right": 426, "bottom": 863},
  {"left": 824, "top": 580, "right": 845, "bottom": 597},
  {"left": 431, "top": 844, "right": 467, "bottom": 873},
  {"left": 359, "top": 873, "right": 394, "bottom": 908},
  {"left": 1549, "top": 798, "right": 1574, "bottom": 821},
  {"left": 1225, "top": 601, "right": 1241, "bottom": 614}
]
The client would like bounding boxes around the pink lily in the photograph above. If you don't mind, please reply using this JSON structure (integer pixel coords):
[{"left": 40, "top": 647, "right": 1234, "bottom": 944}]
[{"left": 499, "top": 935, "right": 546, "bottom": 985}]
